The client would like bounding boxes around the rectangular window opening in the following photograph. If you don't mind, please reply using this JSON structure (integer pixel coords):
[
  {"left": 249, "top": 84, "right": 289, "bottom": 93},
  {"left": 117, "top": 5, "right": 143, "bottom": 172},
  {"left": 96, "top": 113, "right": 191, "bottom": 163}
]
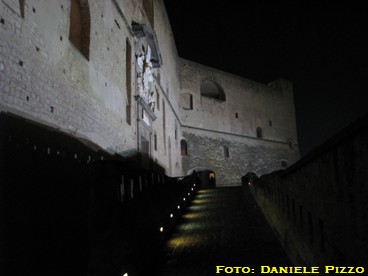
[
  {"left": 126, "top": 39, "right": 132, "bottom": 125},
  {"left": 224, "top": 146, "right": 229, "bottom": 158}
]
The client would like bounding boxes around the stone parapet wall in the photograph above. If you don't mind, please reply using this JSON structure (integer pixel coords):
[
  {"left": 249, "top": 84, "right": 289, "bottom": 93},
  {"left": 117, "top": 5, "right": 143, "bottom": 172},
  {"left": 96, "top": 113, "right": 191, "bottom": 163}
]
[{"left": 250, "top": 113, "right": 368, "bottom": 266}]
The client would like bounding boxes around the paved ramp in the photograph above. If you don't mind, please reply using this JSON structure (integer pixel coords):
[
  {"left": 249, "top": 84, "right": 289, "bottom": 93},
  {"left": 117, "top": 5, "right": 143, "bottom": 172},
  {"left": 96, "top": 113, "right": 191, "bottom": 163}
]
[{"left": 153, "top": 186, "right": 291, "bottom": 275}]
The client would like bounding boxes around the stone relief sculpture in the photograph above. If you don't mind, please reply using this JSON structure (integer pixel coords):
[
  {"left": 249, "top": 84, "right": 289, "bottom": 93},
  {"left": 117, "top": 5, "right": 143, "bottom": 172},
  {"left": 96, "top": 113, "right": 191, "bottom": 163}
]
[
  {"left": 148, "top": 91, "right": 155, "bottom": 112},
  {"left": 136, "top": 45, "right": 156, "bottom": 113}
]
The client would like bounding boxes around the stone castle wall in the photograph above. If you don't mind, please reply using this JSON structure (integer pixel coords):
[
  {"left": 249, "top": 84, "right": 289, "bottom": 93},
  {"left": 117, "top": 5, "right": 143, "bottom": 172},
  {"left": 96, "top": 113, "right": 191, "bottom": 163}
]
[
  {"left": 0, "top": 0, "right": 184, "bottom": 176},
  {"left": 1, "top": 0, "right": 299, "bottom": 180},
  {"left": 1, "top": 1, "right": 133, "bottom": 151},
  {"left": 179, "top": 60, "right": 299, "bottom": 185},
  {"left": 182, "top": 129, "right": 296, "bottom": 186}
]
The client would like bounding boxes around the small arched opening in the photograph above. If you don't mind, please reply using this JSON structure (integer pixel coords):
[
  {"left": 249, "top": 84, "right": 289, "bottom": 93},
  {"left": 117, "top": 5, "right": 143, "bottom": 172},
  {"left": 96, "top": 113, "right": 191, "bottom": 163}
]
[
  {"left": 200, "top": 80, "right": 226, "bottom": 101},
  {"left": 256, "top": 127, "right": 263, "bottom": 138},
  {"left": 241, "top": 172, "right": 258, "bottom": 186},
  {"left": 180, "top": 139, "right": 188, "bottom": 156}
]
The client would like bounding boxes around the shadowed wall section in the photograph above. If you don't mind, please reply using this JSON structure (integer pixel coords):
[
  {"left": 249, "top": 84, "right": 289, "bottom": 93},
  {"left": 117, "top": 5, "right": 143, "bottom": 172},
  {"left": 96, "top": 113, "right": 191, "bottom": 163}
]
[
  {"left": 0, "top": 113, "right": 196, "bottom": 276},
  {"left": 249, "top": 112, "right": 368, "bottom": 266}
]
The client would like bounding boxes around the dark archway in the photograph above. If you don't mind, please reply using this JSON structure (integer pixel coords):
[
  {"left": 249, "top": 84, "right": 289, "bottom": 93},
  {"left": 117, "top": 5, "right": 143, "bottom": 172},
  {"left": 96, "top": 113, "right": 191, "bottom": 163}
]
[
  {"left": 187, "top": 167, "right": 216, "bottom": 188},
  {"left": 180, "top": 139, "right": 188, "bottom": 156},
  {"left": 241, "top": 172, "right": 258, "bottom": 186}
]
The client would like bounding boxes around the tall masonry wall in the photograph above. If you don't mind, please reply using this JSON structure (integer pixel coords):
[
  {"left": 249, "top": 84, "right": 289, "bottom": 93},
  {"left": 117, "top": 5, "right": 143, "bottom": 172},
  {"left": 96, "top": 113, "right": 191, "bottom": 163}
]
[
  {"left": 1, "top": 0, "right": 135, "bottom": 151},
  {"left": 0, "top": 0, "right": 183, "bottom": 176},
  {"left": 179, "top": 60, "right": 299, "bottom": 185},
  {"left": 1, "top": 0, "right": 299, "bottom": 181}
]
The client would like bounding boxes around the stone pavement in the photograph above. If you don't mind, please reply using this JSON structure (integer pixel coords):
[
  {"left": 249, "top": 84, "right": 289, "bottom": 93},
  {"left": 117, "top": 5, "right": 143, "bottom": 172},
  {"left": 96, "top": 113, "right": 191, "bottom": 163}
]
[{"left": 152, "top": 186, "right": 291, "bottom": 275}]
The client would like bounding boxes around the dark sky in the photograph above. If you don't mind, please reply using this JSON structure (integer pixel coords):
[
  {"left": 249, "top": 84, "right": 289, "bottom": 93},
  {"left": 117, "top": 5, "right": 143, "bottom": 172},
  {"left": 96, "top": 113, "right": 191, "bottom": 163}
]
[{"left": 163, "top": 1, "right": 368, "bottom": 156}]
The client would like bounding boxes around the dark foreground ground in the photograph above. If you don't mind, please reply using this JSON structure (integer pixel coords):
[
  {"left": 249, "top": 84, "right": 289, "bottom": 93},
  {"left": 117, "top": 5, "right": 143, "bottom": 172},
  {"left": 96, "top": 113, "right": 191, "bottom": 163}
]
[{"left": 151, "top": 185, "right": 291, "bottom": 275}]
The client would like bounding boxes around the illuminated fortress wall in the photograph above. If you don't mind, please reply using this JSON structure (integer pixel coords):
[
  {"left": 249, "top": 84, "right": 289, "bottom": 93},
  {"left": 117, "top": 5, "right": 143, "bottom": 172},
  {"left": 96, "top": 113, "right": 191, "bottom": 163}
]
[
  {"left": 0, "top": 0, "right": 183, "bottom": 176},
  {"left": 179, "top": 60, "right": 299, "bottom": 185},
  {"left": 0, "top": 0, "right": 299, "bottom": 181}
]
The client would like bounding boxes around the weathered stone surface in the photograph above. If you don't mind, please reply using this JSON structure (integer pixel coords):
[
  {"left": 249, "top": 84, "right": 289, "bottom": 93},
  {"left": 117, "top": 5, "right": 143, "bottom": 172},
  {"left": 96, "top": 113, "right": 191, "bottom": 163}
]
[
  {"left": 251, "top": 114, "right": 368, "bottom": 266},
  {"left": 0, "top": 0, "right": 299, "bottom": 178},
  {"left": 182, "top": 130, "right": 298, "bottom": 186},
  {"left": 179, "top": 59, "right": 299, "bottom": 183}
]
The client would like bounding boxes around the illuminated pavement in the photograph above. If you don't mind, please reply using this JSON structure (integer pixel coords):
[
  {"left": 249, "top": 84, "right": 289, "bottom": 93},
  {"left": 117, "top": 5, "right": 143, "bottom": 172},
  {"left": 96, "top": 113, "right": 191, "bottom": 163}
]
[{"left": 153, "top": 186, "right": 291, "bottom": 275}]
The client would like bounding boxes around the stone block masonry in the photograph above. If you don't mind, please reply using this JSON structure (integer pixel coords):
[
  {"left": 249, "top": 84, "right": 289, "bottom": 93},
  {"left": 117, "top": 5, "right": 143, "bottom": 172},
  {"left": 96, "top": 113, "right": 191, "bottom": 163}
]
[
  {"left": 1, "top": 0, "right": 300, "bottom": 184},
  {"left": 250, "top": 112, "right": 368, "bottom": 266},
  {"left": 179, "top": 59, "right": 299, "bottom": 183},
  {"left": 182, "top": 129, "right": 298, "bottom": 186},
  {"left": 0, "top": 0, "right": 136, "bottom": 154}
]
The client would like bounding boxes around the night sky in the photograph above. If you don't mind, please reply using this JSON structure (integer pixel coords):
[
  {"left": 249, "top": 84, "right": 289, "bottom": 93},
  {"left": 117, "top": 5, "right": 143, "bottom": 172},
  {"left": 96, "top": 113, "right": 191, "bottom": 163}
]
[{"left": 163, "top": 1, "right": 368, "bottom": 156}]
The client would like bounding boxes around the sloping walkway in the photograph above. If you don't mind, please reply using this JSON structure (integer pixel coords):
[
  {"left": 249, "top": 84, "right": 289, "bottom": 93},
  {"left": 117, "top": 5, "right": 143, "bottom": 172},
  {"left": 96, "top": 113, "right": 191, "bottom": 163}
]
[{"left": 153, "top": 186, "right": 291, "bottom": 275}]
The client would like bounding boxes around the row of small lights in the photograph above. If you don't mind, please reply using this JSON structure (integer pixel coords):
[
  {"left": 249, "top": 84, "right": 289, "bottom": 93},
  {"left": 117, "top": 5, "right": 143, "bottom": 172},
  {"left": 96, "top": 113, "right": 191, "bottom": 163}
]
[
  {"left": 159, "top": 183, "right": 196, "bottom": 234},
  {"left": 123, "top": 183, "right": 197, "bottom": 276}
]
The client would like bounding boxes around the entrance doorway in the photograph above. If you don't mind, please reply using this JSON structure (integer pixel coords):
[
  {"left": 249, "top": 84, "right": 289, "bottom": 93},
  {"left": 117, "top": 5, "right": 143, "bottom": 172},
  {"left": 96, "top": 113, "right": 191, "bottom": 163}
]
[{"left": 188, "top": 167, "right": 216, "bottom": 188}]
